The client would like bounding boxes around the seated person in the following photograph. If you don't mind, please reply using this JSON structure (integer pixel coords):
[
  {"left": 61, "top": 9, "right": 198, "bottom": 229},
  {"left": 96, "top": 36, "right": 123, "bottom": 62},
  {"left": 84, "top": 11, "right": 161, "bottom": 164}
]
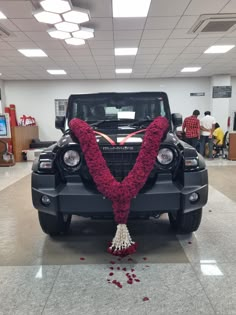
[
  {"left": 213, "top": 123, "right": 224, "bottom": 157},
  {"left": 213, "top": 123, "right": 224, "bottom": 145}
]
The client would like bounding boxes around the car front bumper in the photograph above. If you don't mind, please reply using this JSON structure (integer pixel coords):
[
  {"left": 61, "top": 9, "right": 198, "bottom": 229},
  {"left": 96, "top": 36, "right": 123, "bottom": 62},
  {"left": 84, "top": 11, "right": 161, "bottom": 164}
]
[{"left": 32, "top": 169, "right": 208, "bottom": 217}]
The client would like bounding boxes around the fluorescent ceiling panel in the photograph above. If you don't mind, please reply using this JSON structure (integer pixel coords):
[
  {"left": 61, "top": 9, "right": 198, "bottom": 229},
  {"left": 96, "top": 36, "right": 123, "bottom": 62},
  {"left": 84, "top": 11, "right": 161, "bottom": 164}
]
[
  {"left": 40, "top": 0, "right": 71, "bottom": 14},
  {"left": 34, "top": 10, "right": 62, "bottom": 24},
  {"left": 116, "top": 68, "right": 132, "bottom": 73},
  {"left": 112, "top": 0, "right": 151, "bottom": 17},
  {"left": 47, "top": 70, "right": 67, "bottom": 75},
  {"left": 65, "top": 38, "right": 85, "bottom": 45},
  {"left": 204, "top": 45, "right": 235, "bottom": 54},
  {"left": 115, "top": 48, "right": 138, "bottom": 56},
  {"left": 18, "top": 49, "right": 48, "bottom": 57},
  {"left": 55, "top": 21, "right": 79, "bottom": 32},
  {"left": 0, "top": 11, "right": 7, "bottom": 19},
  {"left": 63, "top": 8, "right": 90, "bottom": 24},
  {"left": 72, "top": 27, "right": 94, "bottom": 39},
  {"left": 181, "top": 67, "right": 201, "bottom": 72},
  {"left": 48, "top": 28, "right": 71, "bottom": 39}
]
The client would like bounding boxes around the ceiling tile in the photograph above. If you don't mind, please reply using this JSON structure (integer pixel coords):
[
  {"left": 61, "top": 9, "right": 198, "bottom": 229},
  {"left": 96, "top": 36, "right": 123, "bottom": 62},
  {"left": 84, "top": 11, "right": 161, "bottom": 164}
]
[
  {"left": 176, "top": 15, "right": 199, "bottom": 29},
  {"left": 164, "top": 38, "right": 193, "bottom": 47},
  {"left": 74, "top": 0, "right": 112, "bottom": 18},
  {"left": 94, "top": 31, "right": 113, "bottom": 40},
  {"left": 0, "top": 20, "right": 20, "bottom": 32},
  {"left": 169, "top": 29, "right": 197, "bottom": 39},
  {"left": 139, "top": 39, "right": 165, "bottom": 48},
  {"left": 113, "top": 18, "right": 146, "bottom": 30},
  {"left": 86, "top": 18, "right": 112, "bottom": 30},
  {"left": 141, "top": 29, "right": 172, "bottom": 40},
  {"left": 220, "top": 0, "right": 236, "bottom": 13},
  {"left": 114, "top": 40, "right": 140, "bottom": 48},
  {"left": 8, "top": 41, "right": 38, "bottom": 49},
  {"left": 25, "top": 32, "right": 52, "bottom": 41},
  {"left": 4, "top": 31, "right": 32, "bottom": 42},
  {"left": 0, "top": 42, "right": 15, "bottom": 50},
  {"left": 88, "top": 40, "right": 114, "bottom": 48},
  {"left": 114, "top": 30, "right": 143, "bottom": 40},
  {"left": 92, "top": 49, "right": 114, "bottom": 56},
  {"left": 36, "top": 41, "right": 65, "bottom": 50},
  {"left": 138, "top": 47, "right": 161, "bottom": 54},
  {"left": 160, "top": 46, "right": 184, "bottom": 54},
  {"left": 0, "top": 1, "right": 33, "bottom": 18},
  {"left": 149, "top": 0, "right": 190, "bottom": 16},
  {"left": 11, "top": 19, "right": 48, "bottom": 32},
  {"left": 185, "top": 0, "right": 229, "bottom": 15},
  {"left": 145, "top": 17, "right": 180, "bottom": 29}
]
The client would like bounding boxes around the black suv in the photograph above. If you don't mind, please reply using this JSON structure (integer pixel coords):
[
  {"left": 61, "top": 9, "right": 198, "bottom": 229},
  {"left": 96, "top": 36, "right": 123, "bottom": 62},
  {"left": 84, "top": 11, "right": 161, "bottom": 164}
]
[{"left": 32, "top": 92, "right": 208, "bottom": 236}]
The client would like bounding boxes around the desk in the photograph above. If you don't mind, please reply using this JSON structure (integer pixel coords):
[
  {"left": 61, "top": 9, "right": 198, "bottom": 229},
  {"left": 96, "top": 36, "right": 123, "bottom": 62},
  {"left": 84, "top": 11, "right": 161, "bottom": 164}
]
[{"left": 228, "top": 133, "right": 236, "bottom": 160}]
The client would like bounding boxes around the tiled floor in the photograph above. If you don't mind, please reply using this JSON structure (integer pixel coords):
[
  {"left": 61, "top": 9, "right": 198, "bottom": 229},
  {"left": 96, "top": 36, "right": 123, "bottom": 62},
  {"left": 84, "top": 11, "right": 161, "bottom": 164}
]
[{"left": 0, "top": 160, "right": 236, "bottom": 314}]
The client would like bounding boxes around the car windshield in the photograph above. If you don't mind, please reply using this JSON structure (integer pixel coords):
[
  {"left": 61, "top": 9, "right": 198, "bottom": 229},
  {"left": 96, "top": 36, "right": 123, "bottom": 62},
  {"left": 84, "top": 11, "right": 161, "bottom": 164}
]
[{"left": 67, "top": 93, "right": 170, "bottom": 124}]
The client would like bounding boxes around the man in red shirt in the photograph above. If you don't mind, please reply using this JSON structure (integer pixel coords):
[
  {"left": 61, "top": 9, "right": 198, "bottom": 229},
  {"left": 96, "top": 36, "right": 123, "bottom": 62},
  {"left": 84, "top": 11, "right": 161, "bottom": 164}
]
[{"left": 182, "top": 110, "right": 200, "bottom": 151}]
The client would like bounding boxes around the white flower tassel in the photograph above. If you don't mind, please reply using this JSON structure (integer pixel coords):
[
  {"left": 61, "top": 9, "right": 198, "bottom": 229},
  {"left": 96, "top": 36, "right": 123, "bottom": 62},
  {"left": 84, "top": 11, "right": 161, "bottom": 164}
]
[{"left": 108, "top": 224, "right": 137, "bottom": 256}]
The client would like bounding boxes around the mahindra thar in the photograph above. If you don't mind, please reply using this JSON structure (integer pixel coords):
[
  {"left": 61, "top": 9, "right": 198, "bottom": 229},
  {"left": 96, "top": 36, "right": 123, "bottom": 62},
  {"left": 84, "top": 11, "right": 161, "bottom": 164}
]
[{"left": 31, "top": 92, "right": 208, "bottom": 236}]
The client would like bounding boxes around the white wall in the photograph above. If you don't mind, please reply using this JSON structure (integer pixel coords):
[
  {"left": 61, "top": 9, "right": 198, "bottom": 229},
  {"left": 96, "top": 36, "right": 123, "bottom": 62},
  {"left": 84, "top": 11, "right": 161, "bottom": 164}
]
[{"left": 4, "top": 78, "right": 210, "bottom": 140}]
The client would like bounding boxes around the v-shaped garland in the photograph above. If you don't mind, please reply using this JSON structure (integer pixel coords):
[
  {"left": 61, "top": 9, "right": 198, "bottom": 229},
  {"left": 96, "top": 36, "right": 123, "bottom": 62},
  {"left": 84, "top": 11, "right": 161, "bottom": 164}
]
[{"left": 69, "top": 116, "right": 169, "bottom": 256}]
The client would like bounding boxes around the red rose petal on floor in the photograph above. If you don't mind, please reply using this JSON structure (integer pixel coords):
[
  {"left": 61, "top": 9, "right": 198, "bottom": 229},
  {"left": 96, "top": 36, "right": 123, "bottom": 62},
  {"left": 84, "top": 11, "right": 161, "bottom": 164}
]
[
  {"left": 131, "top": 268, "right": 135, "bottom": 272},
  {"left": 122, "top": 267, "right": 127, "bottom": 271},
  {"left": 80, "top": 257, "right": 85, "bottom": 260},
  {"left": 109, "top": 272, "right": 114, "bottom": 276},
  {"left": 110, "top": 261, "right": 116, "bottom": 264},
  {"left": 127, "top": 279, "right": 133, "bottom": 284},
  {"left": 135, "top": 279, "right": 140, "bottom": 282},
  {"left": 143, "top": 257, "right": 147, "bottom": 260},
  {"left": 188, "top": 241, "right": 192, "bottom": 244},
  {"left": 132, "top": 274, "right": 137, "bottom": 278},
  {"left": 109, "top": 267, "right": 114, "bottom": 270},
  {"left": 117, "top": 283, "right": 122, "bottom": 288},
  {"left": 112, "top": 280, "right": 117, "bottom": 284},
  {"left": 126, "top": 273, "right": 130, "bottom": 276},
  {"left": 117, "top": 267, "right": 120, "bottom": 270},
  {"left": 143, "top": 297, "right": 149, "bottom": 301}
]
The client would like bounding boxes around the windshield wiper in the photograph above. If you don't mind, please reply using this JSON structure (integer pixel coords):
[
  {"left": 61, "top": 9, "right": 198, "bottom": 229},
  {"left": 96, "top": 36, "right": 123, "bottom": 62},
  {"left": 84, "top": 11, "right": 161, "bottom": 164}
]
[{"left": 129, "top": 119, "right": 153, "bottom": 127}]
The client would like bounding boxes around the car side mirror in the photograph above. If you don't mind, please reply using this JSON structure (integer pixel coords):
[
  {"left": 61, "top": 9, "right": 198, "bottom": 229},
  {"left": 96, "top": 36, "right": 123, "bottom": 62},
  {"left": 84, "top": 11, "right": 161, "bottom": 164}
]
[
  {"left": 172, "top": 113, "right": 183, "bottom": 129},
  {"left": 55, "top": 116, "right": 65, "bottom": 132}
]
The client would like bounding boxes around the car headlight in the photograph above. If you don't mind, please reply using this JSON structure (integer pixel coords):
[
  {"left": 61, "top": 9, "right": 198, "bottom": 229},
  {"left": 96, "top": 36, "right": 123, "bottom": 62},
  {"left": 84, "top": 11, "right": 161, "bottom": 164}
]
[
  {"left": 63, "top": 150, "right": 80, "bottom": 167},
  {"left": 157, "top": 148, "right": 174, "bottom": 165}
]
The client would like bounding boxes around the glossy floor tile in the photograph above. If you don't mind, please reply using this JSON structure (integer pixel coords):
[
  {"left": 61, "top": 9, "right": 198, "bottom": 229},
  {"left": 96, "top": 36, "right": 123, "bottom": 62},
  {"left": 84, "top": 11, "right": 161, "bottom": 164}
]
[{"left": 0, "top": 162, "right": 236, "bottom": 314}]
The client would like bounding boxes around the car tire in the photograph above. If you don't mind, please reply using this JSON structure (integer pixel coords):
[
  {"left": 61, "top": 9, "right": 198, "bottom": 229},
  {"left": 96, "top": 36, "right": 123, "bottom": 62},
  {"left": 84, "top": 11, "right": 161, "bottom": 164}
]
[
  {"left": 38, "top": 212, "right": 72, "bottom": 236},
  {"left": 168, "top": 208, "right": 202, "bottom": 234}
]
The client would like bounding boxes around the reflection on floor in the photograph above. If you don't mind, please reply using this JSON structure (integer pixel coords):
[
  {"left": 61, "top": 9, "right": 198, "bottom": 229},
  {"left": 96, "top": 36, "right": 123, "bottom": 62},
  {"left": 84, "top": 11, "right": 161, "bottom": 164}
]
[{"left": 0, "top": 161, "right": 236, "bottom": 314}]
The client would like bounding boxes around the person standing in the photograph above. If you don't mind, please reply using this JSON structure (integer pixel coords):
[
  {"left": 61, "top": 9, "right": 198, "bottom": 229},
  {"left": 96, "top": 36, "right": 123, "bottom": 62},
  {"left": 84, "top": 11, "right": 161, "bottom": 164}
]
[
  {"left": 182, "top": 110, "right": 200, "bottom": 150},
  {"left": 200, "top": 111, "right": 216, "bottom": 159}
]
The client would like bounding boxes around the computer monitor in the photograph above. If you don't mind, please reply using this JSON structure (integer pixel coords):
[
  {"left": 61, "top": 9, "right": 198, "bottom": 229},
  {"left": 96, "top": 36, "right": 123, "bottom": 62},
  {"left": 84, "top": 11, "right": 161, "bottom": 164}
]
[
  {"left": 0, "top": 115, "right": 7, "bottom": 136},
  {"left": 0, "top": 114, "right": 11, "bottom": 138}
]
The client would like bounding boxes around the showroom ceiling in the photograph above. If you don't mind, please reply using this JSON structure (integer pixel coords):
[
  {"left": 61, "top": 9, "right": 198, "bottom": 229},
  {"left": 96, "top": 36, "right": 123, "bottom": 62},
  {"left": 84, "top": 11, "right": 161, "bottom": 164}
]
[{"left": 1, "top": 0, "right": 236, "bottom": 80}]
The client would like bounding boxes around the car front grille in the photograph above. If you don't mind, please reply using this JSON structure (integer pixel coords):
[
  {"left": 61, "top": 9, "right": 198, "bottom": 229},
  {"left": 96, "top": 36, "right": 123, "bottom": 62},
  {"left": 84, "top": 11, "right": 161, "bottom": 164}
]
[{"left": 102, "top": 149, "right": 139, "bottom": 181}]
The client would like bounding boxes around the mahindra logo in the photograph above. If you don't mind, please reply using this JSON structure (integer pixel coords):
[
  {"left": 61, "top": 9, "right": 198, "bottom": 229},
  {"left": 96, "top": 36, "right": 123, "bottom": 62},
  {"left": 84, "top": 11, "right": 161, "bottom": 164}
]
[{"left": 102, "top": 146, "right": 135, "bottom": 151}]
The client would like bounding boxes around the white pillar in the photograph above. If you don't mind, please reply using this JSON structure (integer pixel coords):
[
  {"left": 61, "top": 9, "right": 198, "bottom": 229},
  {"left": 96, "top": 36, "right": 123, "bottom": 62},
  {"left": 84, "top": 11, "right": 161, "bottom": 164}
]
[{"left": 210, "top": 75, "right": 231, "bottom": 132}]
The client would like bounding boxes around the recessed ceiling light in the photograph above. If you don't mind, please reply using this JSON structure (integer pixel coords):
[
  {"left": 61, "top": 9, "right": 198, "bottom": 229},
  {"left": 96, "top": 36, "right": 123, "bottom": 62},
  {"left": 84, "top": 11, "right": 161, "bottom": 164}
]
[
  {"left": 65, "top": 38, "right": 85, "bottom": 45},
  {"left": 0, "top": 11, "right": 7, "bottom": 19},
  {"left": 47, "top": 70, "right": 67, "bottom": 75},
  {"left": 55, "top": 21, "right": 79, "bottom": 32},
  {"left": 116, "top": 69, "right": 132, "bottom": 74},
  {"left": 115, "top": 48, "right": 138, "bottom": 56},
  {"left": 34, "top": 10, "right": 62, "bottom": 24},
  {"left": 63, "top": 8, "right": 90, "bottom": 24},
  {"left": 18, "top": 49, "right": 48, "bottom": 57},
  {"left": 204, "top": 45, "right": 235, "bottom": 54},
  {"left": 112, "top": 0, "right": 151, "bottom": 17},
  {"left": 40, "top": 0, "right": 71, "bottom": 14},
  {"left": 181, "top": 67, "right": 201, "bottom": 72},
  {"left": 48, "top": 28, "right": 71, "bottom": 39},
  {"left": 72, "top": 27, "right": 94, "bottom": 39}
]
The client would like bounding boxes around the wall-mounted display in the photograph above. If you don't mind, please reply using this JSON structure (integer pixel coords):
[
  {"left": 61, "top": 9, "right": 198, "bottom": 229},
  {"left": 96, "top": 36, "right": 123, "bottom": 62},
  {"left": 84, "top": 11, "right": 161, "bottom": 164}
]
[{"left": 212, "top": 86, "right": 232, "bottom": 98}]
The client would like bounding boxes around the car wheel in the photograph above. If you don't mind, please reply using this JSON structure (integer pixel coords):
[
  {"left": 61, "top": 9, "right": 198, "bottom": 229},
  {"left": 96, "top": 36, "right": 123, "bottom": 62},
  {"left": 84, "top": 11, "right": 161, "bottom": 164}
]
[
  {"left": 168, "top": 208, "right": 202, "bottom": 234},
  {"left": 38, "top": 212, "right": 72, "bottom": 236}
]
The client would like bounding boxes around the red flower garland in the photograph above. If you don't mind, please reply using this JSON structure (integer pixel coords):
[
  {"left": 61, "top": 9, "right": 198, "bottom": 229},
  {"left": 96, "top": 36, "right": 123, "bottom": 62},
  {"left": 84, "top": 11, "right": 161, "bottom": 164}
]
[{"left": 69, "top": 116, "right": 169, "bottom": 255}]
